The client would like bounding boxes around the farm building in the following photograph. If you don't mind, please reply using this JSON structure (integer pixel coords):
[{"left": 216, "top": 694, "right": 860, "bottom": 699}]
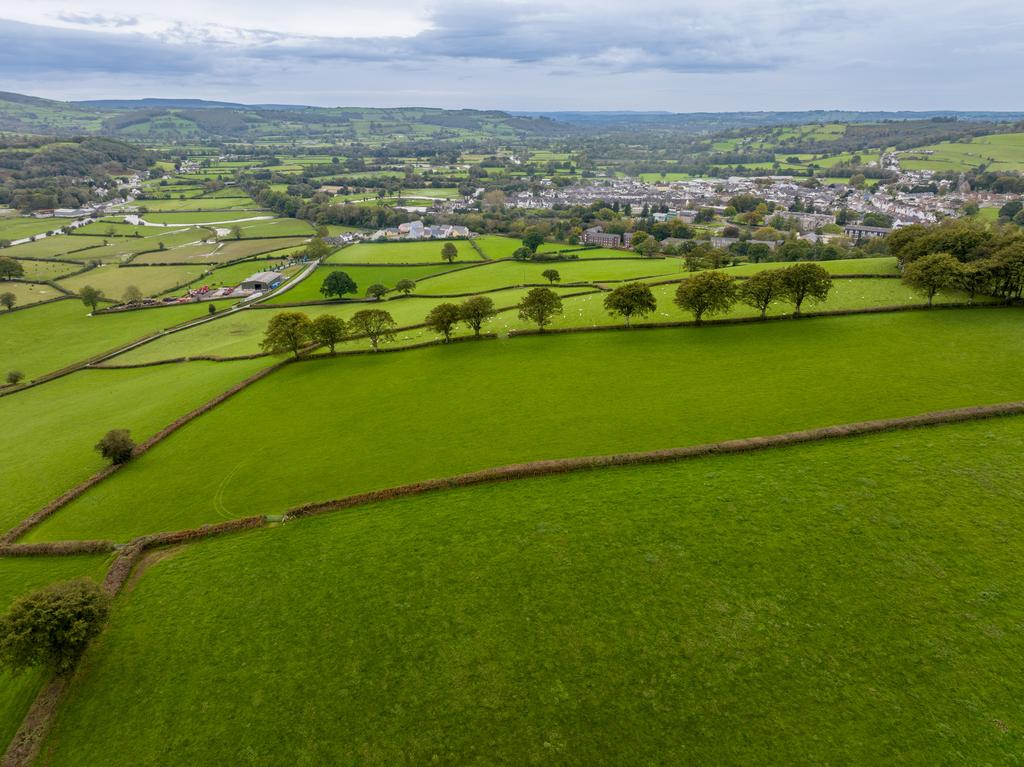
[{"left": 240, "top": 271, "right": 284, "bottom": 291}]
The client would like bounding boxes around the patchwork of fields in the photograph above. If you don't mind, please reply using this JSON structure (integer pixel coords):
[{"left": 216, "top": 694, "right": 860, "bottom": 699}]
[{"left": 2, "top": 163, "right": 1023, "bottom": 764}]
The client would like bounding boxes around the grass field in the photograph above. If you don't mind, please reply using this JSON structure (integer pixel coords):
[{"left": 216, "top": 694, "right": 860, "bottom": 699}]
[
  {"left": 235, "top": 219, "right": 316, "bottom": 239},
  {"left": 57, "top": 265, "right": 208, "bottom": 298},
  {"left": 74, "top": 222, "right": 185, "bottom": 237},
  {"left": 0, "top": 217, "right": 61, "bottom": 242},
  {"left": 0, "top": 281, "right": 66, "bottom": 307},
  {"left": 0, "top": 236, "right": 109, "bottom": 260},
  {"left": 138, "top": 197, "right": 259, "bottom": 212},
  {"left": 327, "top": 241, "right": 482, "bottom": 265},
  {"left": 0, "top": 359, "right": 271, "bottom": 534},
  {"left": 37, "top": 415, "right": 1024, "bottom": 764},
  {"left": 130, "top": 237, "right": 309, "bottom": 265},
  {"left": 0, "top": 555, "right": 111, "bottom": 752},
  {"left": 142, "top": 211, "right": 271, "bottom": 225},
  {"left": 28, "top": 309, "right": 1024, "bottom": 542},
  {"left": 900, "top": 133, "right": 1024, "bottom": 173},
  {"left": 0, "top": 299, "right": 211, "bottom": 380},
  {"left": 11, "top": 260, "right": 84, "bottom": 281},
  {"left": 414, "top": 259, "right": 683, "bottom": 293},
  {"left": 266, "top": 264, "right": 462, "bottom": 304}
]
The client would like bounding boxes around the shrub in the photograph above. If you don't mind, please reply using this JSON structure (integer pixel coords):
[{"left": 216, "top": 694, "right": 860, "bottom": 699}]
[
  {"left": 95, "top": 429, "right": 136, "bottom": 465},
  {"left": 0, "top": 579, "right": 110, "bottom": 674},
  {"left": 6, "top": 370, "right": 24, "bottom": 385}
]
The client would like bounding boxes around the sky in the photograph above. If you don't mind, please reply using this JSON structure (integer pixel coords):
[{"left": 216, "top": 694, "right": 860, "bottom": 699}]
[{"left": 0, "top": 1, "right": 1022, "bottom": 111}]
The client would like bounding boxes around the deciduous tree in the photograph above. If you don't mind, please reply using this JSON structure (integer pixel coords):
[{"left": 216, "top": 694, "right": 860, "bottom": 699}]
[
  {"left": 902, "top": 252, "right": 960, "bottom": 306},
  {"left": 320, "top": 271, "right": 357, "bottom": 299},
  {"left": 603, "top": 282, "right": 657, "bottom": 326},
  {"left": 350, "top": 309, "right": 397, "bottom": 351},
  {"left": 365, "top": 283, "right": 388, "bottom": 299},
  {"left": 441, "top": 242, "right": 458, "bottom": 263},
  {"left": 459, "top": 295, "right": 496, "bottom": 336},
  {"left": 5, "top": 370, "right": 24, "bottom": 385},
  {"left": 0, "top": 292, "right": 14, "bottom": 311},
  {"left": 779, "top": 263, "right": 832, "bottom": 315},
  {"left": 738, "top": 269, "right": 784, "bottom": 319},
  {"left": 122, "top": 285, "right": 143, "bottom": 305},
  {"left": 517, "top": 287, "right": 563, "bottom": 331},
  {"left": 673, "top": 272, "right": 736, "bottom": 325},
  {"left": 395, "top": 279, "right": 417, "bottom": 295},
  {"left": 541, "top": 268, "right": 561, "bottom": 284},
  {"left": 425, "top": 302, "right": 461, "bottom": 342},
  {"left": 310, "top": 315, "right": 348, "bottom": 354},
  {"left": 95, "top": 429, "right": 136, "bottom": 465},
  {"left": 79, "top": 285, "right": 103, "bottom": 313},
  {"left": 260, "top": 311, "right": 312, "bottom": 358},
  {"left": 0, "top": 256, "right": 23, "bottom": 280},
  {"left": 0, "top": 579, "right": 109, "bottom": 674}
]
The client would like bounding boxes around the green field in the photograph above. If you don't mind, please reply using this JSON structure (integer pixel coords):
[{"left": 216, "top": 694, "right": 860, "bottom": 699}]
[
  {"left": 131, "top": 237, "right": 309, "bottom": 265},
  {"left": 36, "top": 414, "right": 1024, "bottom": 764},
  {"left": 142, "top": 211, "right": 271, "bottom": 225},
  {"left": 900, "top": 132, "right": 1024, "bottom": 173},
  {"left": 0, "top": 217, "right": 61, "bottom": 242},
  {"left": 235, "top": 219, "right": 316, "bottom": 239},
  {"left": 0, "top": 299, "right": 211, "bottom": 379},
  {"left": 0, "top": 235, "right": 109, "bottom": 260},
  {"left": 138, "top": 196, "right": 259, "bottom": 212},
  {"left": 327, "top": 241, "right": 482, "bottom": 264},
  {"left": 28, "top": 309, "right": 1024, "bottom": 542},
  {"left": 57, "top": 265, "right": 208, "bottom": 298},
  {"left": 10, "top": 259, "right": 84, "bottom": 281},
  {"left": 267, "top": 264, "right": 462, "bottom": 304},
  {"left": 0, "top": 359, "right": 271, "bottom": 534},
  {"left": 0, "top": 281, "right": 66, "bottom": 307}
]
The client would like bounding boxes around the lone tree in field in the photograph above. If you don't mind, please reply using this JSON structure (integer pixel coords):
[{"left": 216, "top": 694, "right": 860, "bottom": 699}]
[
  {"left": 310, "top": 314, "right": 348, "bottom": 354},
  {"left": 6, "top": 370, "right": 24, "bottom": 386},
  {"left": 365, "top": 283, "right": 388, "bottom": 300},
  {"left": 320, "top": 271, "right": 357, "bottom": 300},
  {"left": 425, "top": 302, "right": 462, "bottom": 342},
  {"left": 674, "top": 271, "right": 736, "bottom": 325},
  {"left": 779, "top": 263, "right": 832, "bottom": 315},
  {"left": 260, "top": 311, "right": 312, "bottom": 358},
  {"left": 441, "top": 242, "right": 459, "bottom": 263},
  {"left": 902, "top": 252, "right": 960, "bottom": 307},
  {"left": 350, "top": 309, "right": 397, "bottom": 351},
  {"left": 738, "top": 269, "right": 784, "bottom": 319},
  {"left": 541, "top": 268, "right": 561, "bottom": 285},
  {"left": 95, "top": 429, "right": 136, "bottom": 465},
  {"left": 79, "top": 285, "right": 103, "bottom": 313},
  {"left": 0, "top": 579, "right": 110, "bottom": 675},
  {"left": 0, "top": 255, "right": 24, "bottom": 280},
  {"left": 395, "top": 279, "right": 417, "bottom": 295},
  {"left": 0, "top": 292, "right": 15, "bottom": 312},
  {"left": 517, "top": 287, "right": 563, "bottom": 331},
  {"left": 603, "top": 282, "right": 657, "bottom": 327},
  {"left": 122, "top": 285, "right": 143, "bottom": 305},
  {"left": 459, "top": 295, "right": 496, "bottom": 336}
]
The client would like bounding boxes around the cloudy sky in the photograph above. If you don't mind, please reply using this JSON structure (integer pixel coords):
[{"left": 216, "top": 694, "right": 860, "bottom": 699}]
[{"left": 0, "top": 1, "right": 1021, "bottom": 111}]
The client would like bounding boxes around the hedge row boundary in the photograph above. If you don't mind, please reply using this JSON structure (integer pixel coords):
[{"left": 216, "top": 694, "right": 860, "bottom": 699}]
[{"left": 283, "top": 400, "right": 1024, "bottom": 522}]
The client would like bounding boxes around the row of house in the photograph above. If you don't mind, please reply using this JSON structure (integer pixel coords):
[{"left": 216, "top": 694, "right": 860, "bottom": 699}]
[{"left": 370, "top": 220, "right": 471, "bottom": 241}]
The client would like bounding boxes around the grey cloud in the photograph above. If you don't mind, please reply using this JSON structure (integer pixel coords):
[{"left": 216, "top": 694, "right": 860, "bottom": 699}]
[
  {"left": 0, "top": 19, "right": 208, "bottom": 76},
  {"left": 56, "top": 13, "right": 139, "bottom": 28}
]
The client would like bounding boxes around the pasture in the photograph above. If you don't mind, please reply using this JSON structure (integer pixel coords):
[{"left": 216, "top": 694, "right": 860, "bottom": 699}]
[
  {"left": 0, "top": 235, "right": 110, "bottom": 260},
  {"left": 130, "top": 237, "right": 309, "bottom": 265},
  {"left": 142, "top": 211, "right": 270, "bottom": 225},
  {"left": 57, "top": 265, "right": 208, "bottom": 298},
  {"left": 0, "top": 360, "right": 272, "bottom": 533},
  {"left": 326, "top": 240, "right": 483, "bottom": 264},
  {"left": 28, "top": 309, "right": 1024, "bottom": 542},
  {"left": 0, "top": 281, "right": 66, "bottom": 307},
  {"left": 10, "top": 259, "right": 84, "bottom": 280},
  {"left": 0, "top": 217, "right": 61, "bottom": 242},
  {"left": 267, "top": 264, "right": 462, "bottom": 304},
  {"left": 37, "top": 414, "right": 1024, "bottom": 764},
  {"left": 0, "top": 299, "right": 210, "bottom": 380}
]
